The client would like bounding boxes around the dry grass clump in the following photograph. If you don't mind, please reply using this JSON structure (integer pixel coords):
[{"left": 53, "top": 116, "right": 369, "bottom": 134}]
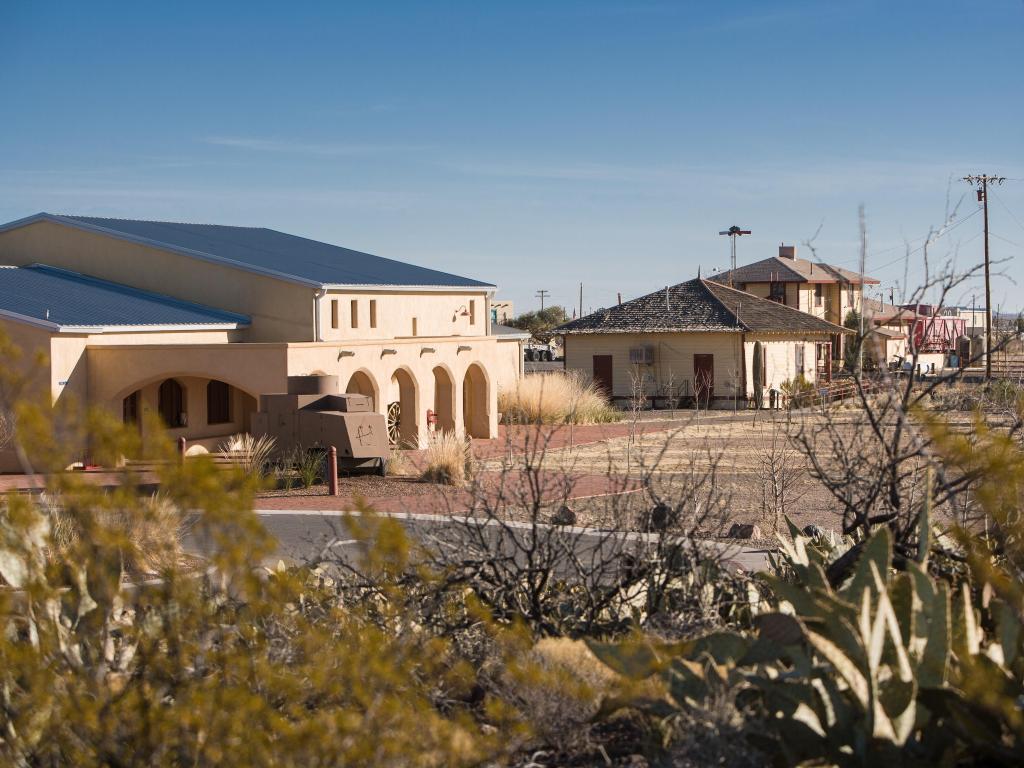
[
  {"left": 385, "top": 449, "right": 412, "bottom": 476},
  {"left": 497, "top": 638, "right": 616, "bottom": 756},
  {"left": 420, "top": 431, "right": 471, "bottom": 485},
  {"left": 219, "top": 433, "right": 276, "bottom": 478},
  {"left": 40, "top": 492, "right": 185, "bottom": 576},
  {"left": 499, "top": 372, "right": 619, "bottom": 425}
]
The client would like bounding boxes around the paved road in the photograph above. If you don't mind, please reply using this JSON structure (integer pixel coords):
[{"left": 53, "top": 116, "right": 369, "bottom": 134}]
[
  {"left": 524, "top": 360, "right": 565, "bottom": 373},
  {"left": 204, "top": 509, "right": 771, "bottom": 574}
]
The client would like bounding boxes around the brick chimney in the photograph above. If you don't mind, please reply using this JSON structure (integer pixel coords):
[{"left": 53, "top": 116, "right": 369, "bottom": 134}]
[{"left": 778, "top": 244, "right": 796, "bottom": 260}]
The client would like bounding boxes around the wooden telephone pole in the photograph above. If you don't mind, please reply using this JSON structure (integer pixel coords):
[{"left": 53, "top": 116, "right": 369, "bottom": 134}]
[
  {"left": 535, "top": 289, "right": 550, "bottom": 312},
  {"left": 962, "top": 174, "right": 1006, "bottom": 380}
]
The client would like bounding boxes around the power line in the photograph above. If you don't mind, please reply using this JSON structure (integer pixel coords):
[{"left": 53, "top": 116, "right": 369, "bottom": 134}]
[
  {"left": 805, "top": 207, "right": 983, "bottom": 271},
  {"left": 991, "top": 190, "right": 1024, "bottom": 234},
  {"left": 990, "top": 232, "right": 1023, "bottom": 249}
]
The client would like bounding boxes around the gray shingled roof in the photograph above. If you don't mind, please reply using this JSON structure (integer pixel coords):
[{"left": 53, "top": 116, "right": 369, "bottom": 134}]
[
  {"left": 492, "top": 323, "right": 531, "bottom": 339},
  {"left": 710, "top": 255, "right": 879, "bottom": 286},
  {"left": 0, "top": 264, "right": 250, "bottom": 330},
  {"left": 555, "top": 279, "right": 847, "bottom": 335},
  {"left": 0, "top": 213, "right": 495, "bottom": 290}
]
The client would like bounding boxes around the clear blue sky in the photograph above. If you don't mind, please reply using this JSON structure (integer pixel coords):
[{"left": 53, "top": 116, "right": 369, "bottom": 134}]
[{"left": 2, "top": 0, "right": 1022, "bottom": 315}]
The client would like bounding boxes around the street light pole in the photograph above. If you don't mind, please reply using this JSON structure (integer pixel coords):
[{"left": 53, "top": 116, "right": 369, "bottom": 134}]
[{"left": 718, "top": 225, "right": 752, "bottom": 288}]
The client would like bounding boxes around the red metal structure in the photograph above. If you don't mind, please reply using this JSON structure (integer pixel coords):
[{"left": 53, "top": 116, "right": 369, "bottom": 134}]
[{"left": 900, "top": 304, "right": 966, "bottom": 353}]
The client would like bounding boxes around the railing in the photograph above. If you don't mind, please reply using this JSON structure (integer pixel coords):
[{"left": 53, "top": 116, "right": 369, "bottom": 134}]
[{"left": 783, "top": 376, "right": 884, "bottom": 410}]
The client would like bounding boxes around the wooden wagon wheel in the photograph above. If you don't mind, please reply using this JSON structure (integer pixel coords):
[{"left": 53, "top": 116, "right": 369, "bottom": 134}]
[{"left": 387, "top": 401, "right": 401, "bottom": 445}]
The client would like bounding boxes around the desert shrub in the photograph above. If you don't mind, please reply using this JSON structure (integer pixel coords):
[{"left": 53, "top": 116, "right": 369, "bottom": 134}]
[
  {"left": 590, "top": 500, "right": 1024, "bottom": 765},
  {"left": 218, "top": 432, "right": 276, "bottom": 478},
  {"left": 420, "top": 431, "right": 471, "bottom": 485},
  {"left": 930, "top": 380, "right": 1024, "bottom": 413},
  {"left": 0, "top": 408, "right": 14, "bottom": 450},
  {"left": 35, "top": 491, "right": 185, "bottom": 576},
  {"left": 0, "top": 343, "right": 521, "bottom": 765},
  {"left": 779, "top": 373, "right": 816, "bottom": 407},
  {"left": 290, "top": 445, "right": 326, "bottom": 488},
  {"left": 494, "top": 638, "right": 613, "bottom": 755},
  {"left": 384, "top": 448, "right": 411, "bottom": 476},
  {"left": 498, "top": 371, "right": 618, "bottom": 425}
]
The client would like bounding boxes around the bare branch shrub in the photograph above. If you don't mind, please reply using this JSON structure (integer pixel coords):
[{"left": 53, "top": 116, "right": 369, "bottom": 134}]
[{"left": 755, "top": 424, "right": 806, "bottom": 536}]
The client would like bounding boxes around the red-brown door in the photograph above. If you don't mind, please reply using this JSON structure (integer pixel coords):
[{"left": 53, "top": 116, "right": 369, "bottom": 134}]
[
  {"left": 592, "top": 355, "right": 613, "bottom": 398},
  {"left": 693, "top": 354, "right": 714, "bottom": 407}
]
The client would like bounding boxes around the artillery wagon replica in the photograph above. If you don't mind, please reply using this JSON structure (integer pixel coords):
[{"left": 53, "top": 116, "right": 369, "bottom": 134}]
[{"left": 251, "top": 375, "right": 389, "bottom": 474}]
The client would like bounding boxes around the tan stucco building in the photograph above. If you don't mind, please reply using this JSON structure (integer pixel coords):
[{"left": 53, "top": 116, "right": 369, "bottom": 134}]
[
  {"left": 0, "top": 214, "right": 526, "bottom": 470},
  {"left": 710, "top": 244, "right": 879, "bottom": 360},
  {"left": 556, "top": 278, "right": 848, "bottom": 407}
]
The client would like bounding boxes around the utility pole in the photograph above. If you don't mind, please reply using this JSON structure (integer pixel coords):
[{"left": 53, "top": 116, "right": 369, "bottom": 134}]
[
  {"left": 535, "top": 289, "right": 550, "bottom": 313},
  {"left": 718, "top": 225, "right": 751, "bottom": 288},
  {"left": 579, "top": 283, "right": 583, "bottom": 319},
  {"left": 962, "top": 174, "right": 1006, "bottom": 380}
]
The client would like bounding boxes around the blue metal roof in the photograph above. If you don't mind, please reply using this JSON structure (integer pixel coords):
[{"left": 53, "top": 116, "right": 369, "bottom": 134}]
[
  {"left": 0, "top": 265, "right": 250, "bottom": 330},
  {"left": 5, "top": 214, "right": 495, "bottom": 289}
]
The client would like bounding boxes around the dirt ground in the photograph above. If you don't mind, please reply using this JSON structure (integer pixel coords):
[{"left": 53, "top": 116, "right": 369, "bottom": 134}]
[
  {"left": 256, "top": 406, "right": 994, "bottom": 543},
  {"left": 475, "top": 410, "right": 899, "bottom": 541}
]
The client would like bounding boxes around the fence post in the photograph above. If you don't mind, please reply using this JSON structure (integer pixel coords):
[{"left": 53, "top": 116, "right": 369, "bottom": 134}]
[
  {"left": 177, "top": 436, "right": 187, "bottom": 464},
  {"left": 328, "top": 446, "right": 339, "bottom": 496}
]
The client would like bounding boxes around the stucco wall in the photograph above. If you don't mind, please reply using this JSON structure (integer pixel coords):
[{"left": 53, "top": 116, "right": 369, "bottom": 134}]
[
  {"left": 0, "top": 220, "right": 314, "bottom": 342},
  {"left": 0, "top": 319, "right": 53, "bottom": 471},
  {"left": 127, "top": 375, "right": 257, "bottom": 449},
  {"left": 742, "top": 335, "right": 821, "bottom": 396},
  {"left": 87, "top": 343, "right": 290, "bottom": 407},
  {"left": 319, "top": 290, "right": 490, "bottom": 342},
  {"left": 285, "top": 334, "right": 519, "bottom": 446},
  {"left": 563, "top": 332, "right": 745, "bottom": 400}
]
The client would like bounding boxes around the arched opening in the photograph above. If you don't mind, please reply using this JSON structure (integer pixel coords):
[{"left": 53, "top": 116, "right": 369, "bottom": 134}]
[
  {"left": 206, "top": 380, "right": 232, "bottom": 424},
  {"left": 122, "top": 390, "right": 140, "bottom": 425},
  {"left": 462, "top": 364, "right": 490, "bottom": 439},
  {"left": 388, "top": 368, "right": 418, "bottom": 447},
  {"left": 345, "top": 370, "right": 377, "bottom": 410},
  {"left": 431, "top": 366, "right": 456, "bottom": 434},
  {"left": 158, "top": 379, "right": 185, "bottom": 428}
]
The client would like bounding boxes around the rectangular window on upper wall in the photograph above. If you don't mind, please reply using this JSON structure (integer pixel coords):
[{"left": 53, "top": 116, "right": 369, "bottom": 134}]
[
  {"left": 469, "top": 299, "right": 476, "bottom": 325},
  {"left": 814, "top": 285, "right": 823, "bottom": 307},
  {"left": 350, "top": 300, "right": 358, "bottom": 329},
  {"left": 412, "top": 317, "right": 418, "bottom": 336},
  {"left": 331, "top": 299, "right": 339, "bottom": 329},
  {"left": 369, "top": 299, "right": 377, "bottom": 328},
  {"left": 769, "top": 282, "right": 785, "bottom": 304}
]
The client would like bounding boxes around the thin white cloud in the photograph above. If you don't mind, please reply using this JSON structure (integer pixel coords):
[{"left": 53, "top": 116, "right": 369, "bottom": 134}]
[{"left": 202, "top": 136, "right": 422, "bottom": 157}]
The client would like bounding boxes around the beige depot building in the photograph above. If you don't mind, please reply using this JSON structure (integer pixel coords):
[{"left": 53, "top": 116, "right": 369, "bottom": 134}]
[{"left": 0, "top": 213, "right": 527, "bottom": 470}]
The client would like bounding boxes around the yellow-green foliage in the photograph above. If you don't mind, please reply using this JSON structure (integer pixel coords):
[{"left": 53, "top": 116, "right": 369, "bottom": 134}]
[
  {"left": 0, "top": 330, "right": 536, "bottom": 767},
  {"left": 499, "top": 372, "right": 618, "bottom": 425}
]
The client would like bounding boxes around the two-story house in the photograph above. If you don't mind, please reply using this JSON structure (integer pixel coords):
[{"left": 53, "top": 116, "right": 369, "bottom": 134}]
[
  {"left": 0, "top": 213, "right": 526, "bottom": 470},
  {"left": 709, "top": 244, "right": 879, "bottom": 362}
]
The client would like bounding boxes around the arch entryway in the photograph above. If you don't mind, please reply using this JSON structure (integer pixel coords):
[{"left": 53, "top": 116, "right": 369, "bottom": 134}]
[
  {"left": 345, "top": 370, "right": 378, "bottom": 410},
  {"left": 117, "top": 375, "right": 257, "bottom": 448},
  {"left": 462, "top": 363, "right": 490, "bottom": 439},
  {"left": 388, "top": 368, "right": 419, "bottom": 447},
  {"left": 158, "top": 379, "right": 185, "bottom": 427},
  {"left": 431, "top": 366, "right": 456, "bottom": 434}
]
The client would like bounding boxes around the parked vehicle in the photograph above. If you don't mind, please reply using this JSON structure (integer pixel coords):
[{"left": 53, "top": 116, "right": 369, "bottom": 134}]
[{"left": 524, "top": 339, "right": 556, "bottom": 362}]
